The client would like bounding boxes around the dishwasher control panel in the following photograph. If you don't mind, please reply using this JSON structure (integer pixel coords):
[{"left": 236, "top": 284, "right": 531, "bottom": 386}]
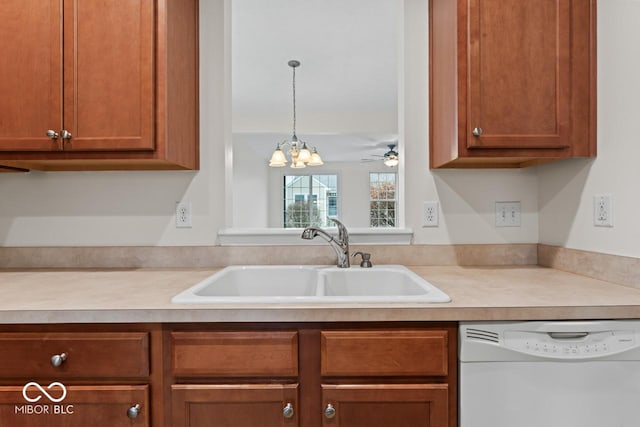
[{"left": 504, "top": 330, "right": 636, "bottom": 358}]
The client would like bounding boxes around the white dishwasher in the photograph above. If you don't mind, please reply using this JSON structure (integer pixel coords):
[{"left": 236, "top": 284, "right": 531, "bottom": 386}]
[{"left": 460, "top": 321, "right": 640, "bottom": 427}]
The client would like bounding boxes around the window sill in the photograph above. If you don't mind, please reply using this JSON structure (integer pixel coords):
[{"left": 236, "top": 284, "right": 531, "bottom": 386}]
[{"left": 217, "top": 228, "right": 413, "bottom": 246}]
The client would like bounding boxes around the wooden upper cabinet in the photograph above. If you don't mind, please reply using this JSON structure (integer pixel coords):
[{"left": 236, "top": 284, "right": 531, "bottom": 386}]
[
  {"left": 0, "top": 0, "right": 199, "bottom": 170},
  {"left": 0, "top": 0, "right": 62, "bottom": 152},
  {"left": 430, "top": 0, "right": 596, "bottom": 168},
  {"left": 63, "top": 0, "right": 155, "bottom": 152},
  {"left": 467, "top": 0, "right": 571, "bottom": 150}
]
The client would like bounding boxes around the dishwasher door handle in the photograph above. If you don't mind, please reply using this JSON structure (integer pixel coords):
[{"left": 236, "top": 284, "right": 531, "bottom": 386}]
[{"left": 548, "top": 332, "right": 589, "bottom": 340}]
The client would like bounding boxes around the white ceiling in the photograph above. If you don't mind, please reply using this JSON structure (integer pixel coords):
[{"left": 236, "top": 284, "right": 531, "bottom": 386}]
[{"left": 232, "top": 0, "right": 400, "bottom": 143}]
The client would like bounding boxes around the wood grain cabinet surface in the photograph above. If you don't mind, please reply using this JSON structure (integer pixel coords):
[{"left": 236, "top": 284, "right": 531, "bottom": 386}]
[
  {"left": 0, "top": 0, "right": 199, "bottom": 171},
  {"left": 321, "top": 330, "right": 448, "bottom": 377},
  {"left": 321, "top": 384, "right": 448, "bottom": 427},
  {"left": 320, "top": 327, "right": 455, "bottom": 427},
  {"left": 172, "top": 384, "right": 299, "bottom": 427},
  {"left": 0, "top": 385, "right": 149, "bottom": 426},
  {"left": 0, "top": 332, "right": 149, "bottom": 378},
  {"left": 171, "top": 330, "right": 299, "bottom": 378},
  {"left": 0, "top": 323, "right": 456, "bottom": 427},
  {"left": 0, "top": 328, "right": 152, "bottom": 427},
  {"left": 430, "top": 0, "right": 596, "bottom": 168},
  {"left": 170, "top": 325, "right": 456, "bottom": 427}
]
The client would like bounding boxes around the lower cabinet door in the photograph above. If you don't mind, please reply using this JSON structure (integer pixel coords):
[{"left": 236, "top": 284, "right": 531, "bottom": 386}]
[
  {"left": 0, "top": 384, "right": 148, "bottom": 426},
  {"left": 321, "top": 384, "right": 448, "bottom": 427},
  {"left": 172, "top": 384, "right": 299, "bottom": 427}
]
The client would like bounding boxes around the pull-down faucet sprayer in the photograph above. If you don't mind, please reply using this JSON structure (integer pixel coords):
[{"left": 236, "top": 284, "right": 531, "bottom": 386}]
[{"left": 301, "top": 218, "right": 350, "bottom": 268}]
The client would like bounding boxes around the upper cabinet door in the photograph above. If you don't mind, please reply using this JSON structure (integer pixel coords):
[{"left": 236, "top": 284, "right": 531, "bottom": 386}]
[
  {"left": 429, "top": 0, "right": 595, "bottom": 168},
  {"left": 0, "top": 0, "right": 62, "bottom": 151},
  {"left": 63, "top": 0, "right": 154, "bottom": 151},
  {"left": 467, "top": 0, "right": 571, "bottom": 150}
]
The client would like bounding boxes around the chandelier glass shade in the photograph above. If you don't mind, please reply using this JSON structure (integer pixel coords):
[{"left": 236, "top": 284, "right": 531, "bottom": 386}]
[{"left": 269, "top": 60, "right": 323, "bottom": 168}]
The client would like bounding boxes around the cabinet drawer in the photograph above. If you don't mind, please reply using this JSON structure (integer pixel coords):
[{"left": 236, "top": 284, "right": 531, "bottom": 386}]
[
  {"left": 172, "top": 331, "right": 298, "bottom": 377},
  {"left": 321, "top": 330, "right": 448, "bottom": 377},
  {"left": 0, "top": 384, "right": 149, "bottom": 426},
  {"left": 0, "top": 332, "right": 149, "bottom": 379}
]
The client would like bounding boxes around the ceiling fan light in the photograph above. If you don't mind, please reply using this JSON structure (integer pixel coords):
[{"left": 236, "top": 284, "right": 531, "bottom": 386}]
[
  {"left": 384, "top": 155, "right": 399, "bottom": 168},
  {"left": 269, "top": 147, "right": 287, "bottom": 167}
]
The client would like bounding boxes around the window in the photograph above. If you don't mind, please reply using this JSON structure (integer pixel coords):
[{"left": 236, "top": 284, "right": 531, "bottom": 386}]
[
  {"left": 369, "top": 172, "right": 397, "bottom": 228},
  {"left": 327, "top": 191, "right": 338, "bottom": 217},
  {"left": 283, "top": 174, "right": 338, "bottom": 228}
]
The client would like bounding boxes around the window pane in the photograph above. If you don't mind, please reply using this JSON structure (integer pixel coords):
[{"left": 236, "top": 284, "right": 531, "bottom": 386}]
[
  {"left": 369, "top": 172, "right": 397, "bottom": 228},
  {"left": 283, "top": 174, "right": 338, "bottom": 228}
]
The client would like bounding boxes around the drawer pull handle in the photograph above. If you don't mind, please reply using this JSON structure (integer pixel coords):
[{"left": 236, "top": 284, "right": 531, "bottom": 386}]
[
  {"left": 46, "top": 130, "right": 59, "bottom": 139},
  {"left": 60, "top": 129, "right": 72, "bottom": 140},
  {"left": 50, "top": 353, "right": 67, "bottom": 367},
  {"left": 283, "top": 402, "right": 294, "bottom": 419},
  {"left": 127, "top": 403, "right": 141, "bottom": 419},
  {"left": 472, "top": 127, "right": 483, "bottom": 136},
  {"left": 324, "top": 403, "right": 336, "bottom": 419}
]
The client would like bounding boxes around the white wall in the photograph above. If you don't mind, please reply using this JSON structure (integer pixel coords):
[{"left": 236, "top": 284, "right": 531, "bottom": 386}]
[
  {"left": 0, "top": 0, "right": 228, "bottom": 246},
  {"left": 538, "top": 0, "right": 640, "bottom": 258},
  {"left": 232, "top": 135, "right": 269, "bottom": 228},
  {"left": 4, "top": 0, "right": 633, "bottom": 255}
]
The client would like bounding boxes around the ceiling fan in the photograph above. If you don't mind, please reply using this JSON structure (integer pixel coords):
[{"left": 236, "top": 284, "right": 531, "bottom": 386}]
[{"left": 361, "top": 143, "right": 399, "bottom": 168}]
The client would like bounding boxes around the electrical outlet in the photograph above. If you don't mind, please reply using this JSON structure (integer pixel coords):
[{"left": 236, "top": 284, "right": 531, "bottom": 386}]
[
  {"left": 495, "top": 201, "right": 521, "bottom": 227},
  {"left": 423, "top": 201, "right": 439, "bottom": 227},
  {"left": 593, "top": 194, "right": 613, "bottom": 227},
  {"left": 176, "top": 202, "right": 192, "bottom": 228}
]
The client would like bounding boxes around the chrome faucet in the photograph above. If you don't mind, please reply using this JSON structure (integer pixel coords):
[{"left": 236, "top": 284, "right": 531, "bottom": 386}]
[{"left": 301, "top": 218, "right": 350, "bottom": 268}]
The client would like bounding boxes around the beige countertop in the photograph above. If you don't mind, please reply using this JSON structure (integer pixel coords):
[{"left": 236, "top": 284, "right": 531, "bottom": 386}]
[{"left": 0, "top": 266, "right": 639, "bottom": 324}]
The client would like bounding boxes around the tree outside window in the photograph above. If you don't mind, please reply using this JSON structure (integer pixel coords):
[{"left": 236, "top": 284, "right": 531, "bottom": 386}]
[{"left": 370, "top": 172, "right": 397, "bottom": 228}]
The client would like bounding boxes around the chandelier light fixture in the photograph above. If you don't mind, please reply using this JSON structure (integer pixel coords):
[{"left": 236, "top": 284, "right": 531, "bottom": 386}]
[{"left": 269, "top": 60, "right": 323, "bottom": 168}]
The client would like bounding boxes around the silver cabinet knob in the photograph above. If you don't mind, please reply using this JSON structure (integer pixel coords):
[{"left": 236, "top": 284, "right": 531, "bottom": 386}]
[
  {"left": 472, "top": 127, "right": 483, "bottom": 136},
  {"left": 46, "top": 130, "right": 59, "bottom": 139},
  {"left": 127, "top": 404, "right": 141, "bottom": 419},
  {"left": 282, "top": 402, "right": 294, "bottom": 419},
  {"left": 324, "top": 403, "right": 336, "bottom": 419},
  {"left": 50, "top": 353, "right": 67, "bottom": 367},
  {"left": 60, "top": 130, "right": 72, "bottom": 139}
]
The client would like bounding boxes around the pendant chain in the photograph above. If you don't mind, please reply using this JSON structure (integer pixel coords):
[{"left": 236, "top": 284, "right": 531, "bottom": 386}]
[{"left": 292, "top": 65, "right": 297, "bottom": 137}]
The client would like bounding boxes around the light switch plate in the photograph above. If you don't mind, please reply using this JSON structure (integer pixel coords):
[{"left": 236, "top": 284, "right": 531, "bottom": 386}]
[{"left": 495, "top": 201, "right": 521, "bottom": 227}]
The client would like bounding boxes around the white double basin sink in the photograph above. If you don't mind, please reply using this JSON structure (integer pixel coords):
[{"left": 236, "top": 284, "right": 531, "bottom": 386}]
[{"left": 172, "top": 265, "right": 451, "bottom": 304}]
